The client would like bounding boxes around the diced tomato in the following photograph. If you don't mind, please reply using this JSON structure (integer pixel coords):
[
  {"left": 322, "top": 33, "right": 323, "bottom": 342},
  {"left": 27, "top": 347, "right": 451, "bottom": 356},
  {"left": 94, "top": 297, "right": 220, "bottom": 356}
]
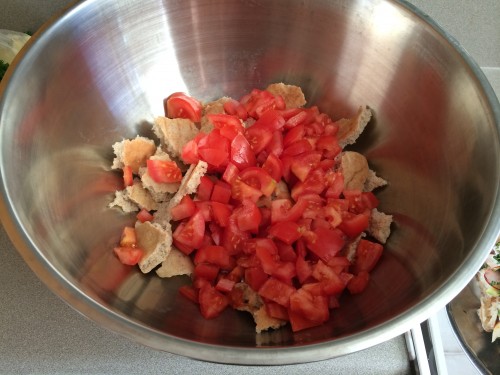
[
  {"left": 291, "top": 168, "right": 326, "bottom": 201},
  {"left": 170, "top": 195, "right": 197, "bottom": 221},
  {"left": 222, "top": 162, "right": 239, "bottom": 184},
  {"left": 324, "top": 172, "right": 344, "bottom": 199},
  {"left": 223, "top": 98, "right": 248, "bottom": 120},
  {"left": 284, "top": 109, "right": 308, "bottom": 129},
  {"left": 181, "top": 138, "right": 200, "bottom": 165},
  {"left": 165, "top": 92, "right": 202, "bottom": 122},
  {"left": 244, "top": 266, "right": 269, "bottom": 292},
  {"left": 261, "top": 154, "right": 283, "bottom": 184},
  {"left": 194, "top": 263, "right": 220, "bottom": 282},
  {"left": 272, "top": 261, "right": 296, "bottom": 284},
  {"left": 194, "top": 245, "right": 232, "bottom": 269},
  {"left": 316, "top": 135, "right": 342, "bottom": 159},
  {"left": 215, "top": 277, "right": 236, "bottom": 293},
  {"left": 122, "top": 166, "right": 133, "bottom": 187},
  {"left": 198, "top": 148, "right": 229, "bottom": 168},
  {"left": 221, "top": 217, "right": 250, "bottom": 255},
  {"left": 198, "top": 284, "right": 229, "bottom": 319},
  {"left": 283, "top": 124, "right": 305, "bottom": 147},
  {"left": 147, "top": 159, "right": 183, "bottom": 183},
  {"left": 255, "top": 243, "right": 279, "bottom": 275},
  {"left": 265, "top": 130, "right": 284, "bottom": 158},
  {"left": 211, "top": 201, "right": 232, "bottom": 227},
  {"left": 268, "top": 221, "right": 301, "bottom": 245},
  {"left": 258, "top": 277, "right": 296, "bottom": 307},
  {"left": 173, "top": 211, "right": 206, "bottom": 254},
  {"left": 136, "top": 208, "right": 153, "bottom": 223},
  {"left": 288, "top": 289, "right": 329, "bottom": 331},
  {"left": 343, "top": 190, "right": 380, "bottom": 213},
  {"left": 208, "top": 114, "right": 245, "bottom": 140},
  {"left": 265, "top": 301, "right": 289, "bottom": 320},
  {"left": 276, "top": 241, "right": 297, "bottom": 262},
  {"left": 235, "top": 199, "right": 262, "bottom": 233},
  {"left": 305, "top": 227, "right": 345, "bottom": 263},
  {"left": 197, "top": 176, "right": 214, "bottom": 201},
  {"left": 238, "top": 167, "right": 276, "bottom": 197},
  {"left": 354, "top": 239, "right": 384, "bottom": 274},
  {"left": 179, "top": 285, "right": 199, "bottom": 304},
  {"left": 230, "top": 133, "right": 256, "bottom": 170},
  {"left": 231, "top": 177, "right": 263, "bottom": 202},
  {"left": 119, "top": 226, "right": 137, "bottom": 247},
  {"left": 338, "top": 211, "right": 370, "bottom": 238},
  {"left": 113, "top": 246, "right": 143, "bottom": 266},
  {"left": 347, "top": 271, "right": 370, "bottom": 294},
  {"left": 270, "top": 198, "right": 309, "bottom": 223},
  {"left": 245, "top": 126, "right": 273, "bottom": 154},
  {"left": 290, "top": 152, "right": 322, "bottom": 182},
  {"left": 282, "top": 139, "right": 313, "bottom": 157},
  {"left": 211, "top": 180, "right": 232, "bottom": 203},
  {"left": 251, "top": 109, "right": 285, "bottom": 132}
]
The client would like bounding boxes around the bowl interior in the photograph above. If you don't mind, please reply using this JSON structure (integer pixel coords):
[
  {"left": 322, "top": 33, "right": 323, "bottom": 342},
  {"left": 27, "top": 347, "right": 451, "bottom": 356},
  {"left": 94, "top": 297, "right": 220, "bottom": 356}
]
[{"left": 0, "top": 0, "right": 499, "bottom": 364}]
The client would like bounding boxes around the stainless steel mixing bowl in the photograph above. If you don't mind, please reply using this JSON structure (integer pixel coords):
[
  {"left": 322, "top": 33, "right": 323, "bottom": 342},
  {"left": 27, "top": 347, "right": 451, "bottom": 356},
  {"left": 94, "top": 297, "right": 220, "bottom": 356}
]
[{"left": 0, "top": 0, "right": 499, "bottom": 365}]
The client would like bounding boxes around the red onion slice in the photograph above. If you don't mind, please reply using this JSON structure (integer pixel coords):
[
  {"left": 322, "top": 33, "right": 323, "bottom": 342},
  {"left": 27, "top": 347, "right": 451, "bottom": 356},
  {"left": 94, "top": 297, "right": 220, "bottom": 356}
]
[{"left": 484, "top": 266, "right": 500, "bottom": 290}]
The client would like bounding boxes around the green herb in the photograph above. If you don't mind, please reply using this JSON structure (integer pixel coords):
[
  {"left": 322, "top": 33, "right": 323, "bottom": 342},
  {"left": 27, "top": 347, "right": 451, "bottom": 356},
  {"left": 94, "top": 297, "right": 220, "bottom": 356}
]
[
  {"left": 494, "top": 253, "right": 500, "bottom": 264},
  {"left": 0, "top": 60, "right": 9, "bottom": 82}
]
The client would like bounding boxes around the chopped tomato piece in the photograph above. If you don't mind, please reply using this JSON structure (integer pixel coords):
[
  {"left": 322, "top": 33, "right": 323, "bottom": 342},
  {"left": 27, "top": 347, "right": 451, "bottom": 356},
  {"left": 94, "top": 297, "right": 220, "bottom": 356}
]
[
  {"left": 290, "top": 152, "right": 322, "bottom": 182},
  {"left": 222, "top": 162, "right": 239, "bottom": 184},
  {"left": 262, "top": 152, "right": 283, "bottom": 182},
  {"left": 197, "top": 176, "right": 214, "bottom": 201},
  {"left": 223, "top": 98, "right": 248, "bottom": 120},
  {"left": 165, "top": 92, "right": 202, "bottom": 122},
  {"left": 181, "top": 138, "right": 200, "bottom": 164},
  {"left": 113, "top": 246, "right": 143, "bottom": 266},
  {"left": 198, "top": 284, "right": 229, "bottom": 319},
  {"left": 230, "top": 133, "right": 256, "bottom": 170},
  {"left": 282, "top": 139, "right": 313, "bottom": 157},
  {"left": 147, "top": 159, "right": 182, "bottom": 183},
  {"left": 211, "top": 201, "right": 232, "bottom": 227},
  {"left": 251, "top": 109, "right": 285, "bottom": 132},
  {"left": 170, "top": 195, "right": 197, "bottom": 221},
  {"left": 173, "top": 211, "right": 206, "bottom": 254},
  {"left": 239, "top": 167, "right": 276, "bottom": 197},
  {"left": 316, "top": 135, "right": 341, "bottom": 159},
  {"left": 194, "top": 245, "right": 232, "bottom": 269},
  {"left": 198, "top": 148, "right": 229, "bottom": 168},
  {"left": 235, "top": 199, "right": 262, "bottom": 233},
  {"left": 270, "top": 198, "right": 309, "bottom": 223},
  {"left": 347, "top": 271, "right": 370, "bottom": 294},
  {"left": 194, "top": 263, "right": 220, "bottom": 282},
  {"left": 305, "top": 227, "right": 345, "bottom": 263},
  {"left": 122, "top": 166, "right": 133, "bottom": 187},
  {"left": 211, "top": 180, "right": 232, "bottom": 203},
  {"left": 288, "top": 289, "right": 329, "bottom": 331},
  {"left": 265, "top": 302, "right": 289, "bottom": 320},
  {"left": 283, "top": 124, "right": 305, "bottom": 147},
  {"left": 338, "top": 211, "right": 370, "bottom": 238},
  {"left": 258, "top": 277, "right": 296, "bottom": 307},
  {"left": 136, "top": 208, "right": 153, "bottom": 223},
  {"left": 245, "top": 126, "right": 273, "bottom": 154},
  {"left": 208, "top": 114, "right": 245, "bottom": 140},
  {"left": 353, "top": 239, "right": 384, "bottom": 274},
  {"left": 265, "top": 130, "right": 284, "bottom": 157},
  {"left": 231, "top": 177, "right": 263, "bottom": 202},
  {"left": 268, "top": 221, "right": 301, "bottom": 245},
  {"left": 244, "top": 266, "right": 269, "bottom": 292},
  {"left": 215, "top": 277, "right": 236, "bottom": 293}
]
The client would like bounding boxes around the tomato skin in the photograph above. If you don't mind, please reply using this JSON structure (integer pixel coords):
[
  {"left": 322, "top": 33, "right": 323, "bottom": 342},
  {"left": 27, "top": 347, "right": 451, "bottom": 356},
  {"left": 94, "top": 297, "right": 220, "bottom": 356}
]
[
  {"left": 245, "top": 126, "right": 273, "bottom": 154},
  {"left": 181, "top": 138, "right": 200, "bottom": 165},
  {"left": 283, "top": 124, "right": 305, "bottom": 147},
  {"left": 211, "top": 201, "right": 232, "bottom": 227},
  {"left": 194, "top": 263, "right": 220, "bottom": 282},
  {"left": 223, "top": 98, "right": 248, "bottom": 120},
  {"left": 290, "top": 152, "right": 322, "bottom": 182},
  {"left": 211, "top": 180, "right": 232, "bottom": 203},
  {"left": 147, "top": 159, "right": 183, "bottom": 183},
  {"left": 270, "top": 198, "right": 308, "bottom": 223},
  {"left": 208, "top": 114, "right": 245, "bottom": 140},
  {"left": 251, "top": 109, "right": 285, "bottom": 132},
  {"left": 262, "top": 153, "right": 283, "bottom": 183},
  {"left": 197, "top": 176, "right": 214, "bottom": 201},
  {"left": 282, "top": 139, "right": 313, "bottom": 157},
  {"left": 231, "top": 177, "right": 263, "bottom": 203},
  {"left": 265, "top": 130, "right": 284, "bottom": 157},
  {"left": 215, "top": 277, "right": 236, "bottom": 293},
  {"left": 265, "top": 302, "right": 289, "bottom": 320},
  {"left": 113, "top": 246, "right": 143, "bottom": 266},
  {"left": 165, "top": 92, "right": 202, "bottom": 122},
  {"left": 198, "top": 284, "right": 229, "bottom": 319}
]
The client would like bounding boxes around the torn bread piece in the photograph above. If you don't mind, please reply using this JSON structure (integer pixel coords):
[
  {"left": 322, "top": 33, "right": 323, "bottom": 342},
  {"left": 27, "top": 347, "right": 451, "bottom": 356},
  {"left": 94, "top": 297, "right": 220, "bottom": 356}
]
[
  {"left": 364, "top": 169, "right": 388, "bottom": 192},
  {"left": 200, "top": 96, "right": 231, "bottom": 133},
  {"left": 336, "top": 106, "right": 372, "bottom": 148},
  {"left": 139, "top": 149, "right": 180, "bottom": 202},
  {"left": 109, "top": 180, "right": 159, "bottom": 212},
  {"left": 152, "top": 116, "right": 199, "bottom": 159},
  {"left": 111, "top": 136, "right": 156, "bottom": 174},
  {"left": 136, "top": 220, "right": 172, "bottom": 273},
  {"left": 152, "top": 160, "right": 208, "bottom": 227},
  {"left": 265, "top": 82, "right": 306, "bottom": 108},
  {"left": 156, "top": 247, "right": 194, "bottom": 278},
  {"left": 368, "top": 208, "right": 393, "bottom": 244},
  {"left": 340, "top": 151, "right": 369, "bottom": 191}
]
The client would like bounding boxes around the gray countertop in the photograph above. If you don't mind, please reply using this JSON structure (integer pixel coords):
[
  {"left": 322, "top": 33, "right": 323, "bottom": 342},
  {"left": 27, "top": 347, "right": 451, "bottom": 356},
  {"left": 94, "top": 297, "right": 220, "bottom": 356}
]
[{"left": 1, "top": 1, "right": 499, "bottom": 374}]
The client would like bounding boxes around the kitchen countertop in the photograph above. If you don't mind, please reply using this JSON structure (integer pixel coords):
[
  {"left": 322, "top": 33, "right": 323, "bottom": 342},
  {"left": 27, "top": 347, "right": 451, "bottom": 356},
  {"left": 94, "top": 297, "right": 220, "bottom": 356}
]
[{"left": 1, "top": 1, "right": 499, "bottom": 374}]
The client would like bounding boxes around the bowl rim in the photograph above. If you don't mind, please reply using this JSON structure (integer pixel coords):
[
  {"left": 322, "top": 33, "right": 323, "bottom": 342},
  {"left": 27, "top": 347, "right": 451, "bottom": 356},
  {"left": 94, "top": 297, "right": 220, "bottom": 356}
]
[{"left": 0, "top": 0, "right": 499, "bottom": 365}]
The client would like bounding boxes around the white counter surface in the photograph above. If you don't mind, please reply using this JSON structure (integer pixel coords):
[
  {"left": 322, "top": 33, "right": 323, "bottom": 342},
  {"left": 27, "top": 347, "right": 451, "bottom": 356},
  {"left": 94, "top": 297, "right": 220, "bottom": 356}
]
[{"left": 1, "top": 1, "right": 499, "bottom": 374}]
